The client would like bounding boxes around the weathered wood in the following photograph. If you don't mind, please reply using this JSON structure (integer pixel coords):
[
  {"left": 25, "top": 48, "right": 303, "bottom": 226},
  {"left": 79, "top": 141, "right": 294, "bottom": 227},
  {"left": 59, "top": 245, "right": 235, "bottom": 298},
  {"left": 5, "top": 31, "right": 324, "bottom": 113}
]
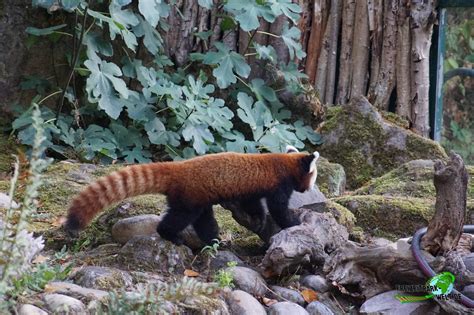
[
  {"left": 323, "top": 241, "right": 446, "bottom": 299},
  {"left": 410, "top": 0, "right": 436, "bottom": 137},
  {"left": 304, "top": 0, "right": 325, "bottom": 84},
  {"left": 323, "top": 0, "right": 342, "bottom": 105},
  {"left": 421, "top": 152, "right": 469, "bottom": 255},
  {"left": 262, "top": 210, "right": 348, "bottom": 274},
  {"left": 350, "top": 0, "right": 370, "bottom": 97},
  {"left": 396, "top": 0, "right": 412, "bottom": 121}
]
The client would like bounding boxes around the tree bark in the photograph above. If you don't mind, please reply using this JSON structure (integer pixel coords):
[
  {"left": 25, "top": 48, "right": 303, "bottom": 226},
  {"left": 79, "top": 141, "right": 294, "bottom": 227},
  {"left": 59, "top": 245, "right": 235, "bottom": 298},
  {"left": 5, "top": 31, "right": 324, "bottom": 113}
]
[
  {"left": 335, "top": 0, "right": 355, "bottom": 105},
  {"left": 372, "top": 0, "right": 398, "bottom": 110},
  {"left": 350, "top": 0, "right": 370, "bottom": 98},
  {"left": 367, "top": 0, "right": 384, "bottom": 103},
  {"left": 305, "top": 0, "right": 326, "bottom": 84},
  {"left": 314, "top": 17, "right": 332, "bottom": 101},
  {"left": 396, "top": 0, "right": 412, "bottom": 121},
  {"left": 421, "top": 152, "right": 469, "bottom": 256},
  {"left": 324, "top": 0, "right": 342, "bottom": 105},
  {"left": 410, "top": 0, "right": 436, "bottom": 137}
]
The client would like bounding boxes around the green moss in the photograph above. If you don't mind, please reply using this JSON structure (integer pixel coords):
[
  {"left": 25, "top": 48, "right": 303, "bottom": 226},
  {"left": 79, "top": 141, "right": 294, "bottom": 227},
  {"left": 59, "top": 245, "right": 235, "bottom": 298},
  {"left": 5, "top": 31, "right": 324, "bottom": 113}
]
[
  {"left": 324, "top": 200, "right": 356, "bottom": 230},
  {"left": 468, "top": 166, "right": 474, "bottom": 200},
  {"left": 332, "top": 195, "right": 434, "bottom": 237},
  {"left": 319, "top": 99, "right": 448, "bottom": 189},
  {"left": 405, "top": 134, "right": 448, "bottom": 161},
  {"left": 381, "top": 111, "right": 410, "bottom": 129},
  {"left": 316, "top": 158, "right": 346, "bottom": 197}
]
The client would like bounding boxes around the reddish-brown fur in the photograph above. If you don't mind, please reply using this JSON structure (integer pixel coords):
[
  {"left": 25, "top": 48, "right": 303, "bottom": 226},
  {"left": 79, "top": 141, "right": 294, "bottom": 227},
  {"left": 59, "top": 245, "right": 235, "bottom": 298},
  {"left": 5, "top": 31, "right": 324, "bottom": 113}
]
[{"left": 66, "top": 152, "right": 315, "bottom": 235}]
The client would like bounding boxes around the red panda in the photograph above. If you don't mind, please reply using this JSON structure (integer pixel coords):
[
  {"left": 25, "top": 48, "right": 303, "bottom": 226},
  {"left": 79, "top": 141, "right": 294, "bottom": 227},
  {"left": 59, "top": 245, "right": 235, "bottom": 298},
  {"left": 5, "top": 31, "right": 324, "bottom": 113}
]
[{"left": 65, "top": 151, "right": 319, "bottom": 245}]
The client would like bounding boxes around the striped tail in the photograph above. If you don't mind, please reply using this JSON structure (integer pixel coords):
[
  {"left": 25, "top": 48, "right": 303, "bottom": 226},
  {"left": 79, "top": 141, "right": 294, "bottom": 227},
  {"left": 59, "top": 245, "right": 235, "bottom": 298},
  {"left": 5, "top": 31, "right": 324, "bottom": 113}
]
[{"left": 64, "top": 163, "right": 168, "bottom": 236}]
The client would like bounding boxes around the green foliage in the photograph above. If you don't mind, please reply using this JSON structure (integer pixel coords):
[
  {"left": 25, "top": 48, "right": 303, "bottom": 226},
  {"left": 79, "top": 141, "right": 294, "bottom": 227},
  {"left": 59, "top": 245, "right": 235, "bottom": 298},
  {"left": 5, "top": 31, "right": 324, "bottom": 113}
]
[
  {"left": 0, "top": 104, "right": 52, "bottom": 308},
  {"left": 16, "top": 0, "right": 321, "bottom": 162},
  {"left": 442, "top": 120, "right": 474, "bottom": 164},
  {"left": 444, "top": 18, "right": 474, "bottom": 72},
  {"left": 201, "top": 239, "right": 221, "bottom": 259},
  {"left": 215, "top": 261, "right": 237, "bottom": 288}
]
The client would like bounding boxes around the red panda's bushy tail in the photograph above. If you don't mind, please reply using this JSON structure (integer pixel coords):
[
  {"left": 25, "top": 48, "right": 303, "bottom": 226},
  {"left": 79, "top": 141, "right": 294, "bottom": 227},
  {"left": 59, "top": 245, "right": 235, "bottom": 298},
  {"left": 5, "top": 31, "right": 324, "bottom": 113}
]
[{"left": 65, "top": 163, "right": 168, "bottom": 235}]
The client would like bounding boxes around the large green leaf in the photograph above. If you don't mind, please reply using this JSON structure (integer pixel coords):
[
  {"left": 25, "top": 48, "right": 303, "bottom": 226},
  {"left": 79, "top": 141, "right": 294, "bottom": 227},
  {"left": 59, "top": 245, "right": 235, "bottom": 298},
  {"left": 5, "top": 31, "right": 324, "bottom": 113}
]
[
  {"left": 267, "top": 0, "right": 301, "bottom": 24},
  {"left": 203, "top": 42, "right": 251, "bottom": 88},
  {"left": 224, "top": 0, "right": 275, "bottom": 31},
  {"left": 85, "top": 55, "right": 129, "bottom": 119},
  {"left": 281, "top": 21, "right": 306, "bottom": 59},
  {"left": 84, "top": 32, "right": 113, "bottom": 57},
  {"left": 254, "top": 44, "right": 278, "bottom": 63},
  {"left": 138, "top": 0, "right": 170, "bottom": 28},
  {"left": 223, "top": 131, "right": 258, "bottom": 153},
  {"left": 182, "top": 124, "right": 214, "bottom": 155},
  {"left": 133, "top": 17, "right": 163, "bottom": 55}
]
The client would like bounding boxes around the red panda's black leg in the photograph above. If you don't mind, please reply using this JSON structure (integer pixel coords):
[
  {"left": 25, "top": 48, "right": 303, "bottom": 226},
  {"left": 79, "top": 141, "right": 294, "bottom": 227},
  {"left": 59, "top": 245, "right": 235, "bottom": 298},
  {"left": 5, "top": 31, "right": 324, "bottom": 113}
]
[
  {"left": 267, "top": 186, "right": 299, "bottom": 229},
  {"left": 239, "top": 198, "right": 266, "bottom": 228},
  {"left": 157, "top": 204, "right": 203, "bottom": 245},
  {"left": 192, "top": 205, "right": 220, "bottom": 246}
]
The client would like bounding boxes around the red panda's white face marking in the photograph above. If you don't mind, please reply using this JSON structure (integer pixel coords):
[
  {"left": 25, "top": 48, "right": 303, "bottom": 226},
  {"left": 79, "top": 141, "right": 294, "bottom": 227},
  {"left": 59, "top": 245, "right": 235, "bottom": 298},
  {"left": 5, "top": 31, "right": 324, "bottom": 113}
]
[{"left": 307, "top": 151, "right": 319, "bottom": 190}]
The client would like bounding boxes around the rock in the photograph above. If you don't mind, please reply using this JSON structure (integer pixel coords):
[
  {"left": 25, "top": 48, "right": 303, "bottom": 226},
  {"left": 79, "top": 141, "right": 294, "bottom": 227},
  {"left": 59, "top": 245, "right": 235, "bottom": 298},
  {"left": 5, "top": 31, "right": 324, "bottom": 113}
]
[
  {"left": 66, "top": 163, "right": 97, "bottom": 184},
  {"left": 226, "top": 290, "right": 266, "bottom": 315},
  {"left": 112, "top": 213, "right": 205, "bottom": 249},
  {"left": 306, "top": 301, "right": 334, "bottom": 315},
  {"left": 268, "top": 301, "right": 309, "bottom": 315},
  {"left": 18, "top": 304, "right": 48, "bottom": 315},
  {"left": 0, "top": 192, "right": 18, "bottom": 209},
  {"left": 300, "top": 275, "right": 329, "bottom": 293},
  {"left": 112, "top": 214, "right": 162, "bottom": 244},
  {"left": 463, "top": 253, "right": 474, "bottom": 273},
  {"left": 227, "top": 266, "right": 267, "bottom": 296},
  {"left": 316, "top": 158, "right": 346, "bottom": 197},
  {"left": 210, "top": 250, "right": 244, "bottom": 270},
  {"left": 359, "top": 290, "right": 437, "bottom": 315},
  {"left": 262, "top": 212, "right": 348, "bottom": 274},
  {"left": 43, "top": 293, "right": 86, "bottom": 315},
  {"left": 45, "top": 281, "right": 109, "bottom": 301},
  {"left": 319, "top": 96, "right": 447, "bottom": 188},
  {"left": 269, "top": 286, "right": 305, "bottom": 306},
  {"left": 302, "top": 201, "right": 356, "bottom": 231},
  {"left": 73, "top": 266, "right": 133, "bottom": 290},
  {"left": 462, "top": 284, "right": 474, "bottom": 300},
  {"left": 119, "top": 235, "right": 193, "bottom": 273},
  {"left": 289, "top": 187, "right": 327, "bottom": 209},
  {"left": 333, "top": 195, "right": 433, "bottom": 238}
]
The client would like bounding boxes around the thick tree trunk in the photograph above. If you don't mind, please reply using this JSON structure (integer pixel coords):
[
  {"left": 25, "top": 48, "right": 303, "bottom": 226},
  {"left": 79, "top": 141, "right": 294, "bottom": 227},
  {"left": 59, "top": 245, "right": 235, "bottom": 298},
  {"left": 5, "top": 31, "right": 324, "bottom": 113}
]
[
  {"left": 323, "top": 0, "right": 342, "bottom": 105},
  {"left": 372, "top": 0, "right": 398, "bottom": 110},
  {"left": 410, "top": 0, "right": 436, "bottom": 137},
  {"left": 396, "top": 0, "right": 412, "bottom": 121},
  {"left": 367, "top": 0, "right": 384, "bottom": 102},
  {"left": 350, "top": 0, "right": 370, "bottom": 98},
  {"left": 305, "top": 0, "right": 327, "bottom": 84},
  {"left": 335, "top": 0, "right": 355, "bottom": 105},
  {"left": 421, "top": 152, "right": 469, "bottom": 255}
]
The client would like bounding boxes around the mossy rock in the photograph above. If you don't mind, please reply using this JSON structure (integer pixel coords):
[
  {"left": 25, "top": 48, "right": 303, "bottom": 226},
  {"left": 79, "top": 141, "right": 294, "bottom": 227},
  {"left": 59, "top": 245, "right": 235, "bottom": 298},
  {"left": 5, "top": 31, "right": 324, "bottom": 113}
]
[
  {"left": 319, "top": 97, "right": 447, "bottom": 189},
  {"left": 316, "top": 157, "right": 346, "bottom": 197},
  {"left": 356, "top": 160, "right": 474, "bottom": 200},
  {"left": 332, "top": 195, "right": 435, "bottom": 238}
]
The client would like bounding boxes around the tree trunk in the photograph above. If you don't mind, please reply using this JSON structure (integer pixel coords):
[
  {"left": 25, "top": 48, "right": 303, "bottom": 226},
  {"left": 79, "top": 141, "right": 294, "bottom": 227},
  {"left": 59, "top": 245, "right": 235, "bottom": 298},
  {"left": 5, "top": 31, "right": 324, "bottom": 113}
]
[
  {"left": 410, "top": 0, "right": 436, "bottom": 137},
  {"left": 421, "top": 152, "right": 469, "bottom": 256},
  {"left": 396, "top": 0, "right": 412, "bottom": 121},
  {"left": 305, "top": 0, "right": 327, "bottom": 84},
  {"left": 350, "top": 0, "right": 370, "bottom": 98},
  {"left": 323, "top": 0, "right": 342, "bottom": 105},
  {"left": 335, "top": 0, "right": 355, "bottom": 105}
]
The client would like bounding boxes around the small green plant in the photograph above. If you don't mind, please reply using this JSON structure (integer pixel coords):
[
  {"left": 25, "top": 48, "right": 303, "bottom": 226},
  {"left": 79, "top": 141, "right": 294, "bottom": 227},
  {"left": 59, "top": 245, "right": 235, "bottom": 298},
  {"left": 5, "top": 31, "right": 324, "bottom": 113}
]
[
  {"left": 200, "top": 239, "right": 221, "bottom": 259},
  {"left": 214, "top": 261, "right": 237, "bottom": 289},
  {"left": 0, "top": 104, "right": 51, "bottom": 310}
]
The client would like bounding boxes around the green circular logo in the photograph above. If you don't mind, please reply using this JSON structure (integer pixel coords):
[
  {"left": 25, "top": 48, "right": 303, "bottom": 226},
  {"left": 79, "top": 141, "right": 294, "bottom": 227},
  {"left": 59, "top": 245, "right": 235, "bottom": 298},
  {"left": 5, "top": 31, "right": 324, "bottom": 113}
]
[{"left": 428, "top": 272, "right": 455, "bottom": 296}]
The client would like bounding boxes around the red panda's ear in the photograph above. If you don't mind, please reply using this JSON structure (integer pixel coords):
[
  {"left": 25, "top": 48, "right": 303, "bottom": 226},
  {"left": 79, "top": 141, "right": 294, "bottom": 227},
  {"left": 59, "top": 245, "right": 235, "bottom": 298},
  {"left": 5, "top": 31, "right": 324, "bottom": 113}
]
[
  {"left": 285, "top": 145, "right": 299, "bottom": 153},
  {"left": 300, "top": 152, "right": 318, "bottom": 173}
]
